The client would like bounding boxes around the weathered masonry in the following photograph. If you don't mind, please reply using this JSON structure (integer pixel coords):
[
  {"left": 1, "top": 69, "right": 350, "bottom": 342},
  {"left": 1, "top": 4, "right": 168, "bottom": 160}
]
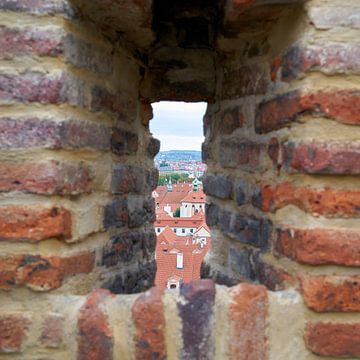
[{"left": 0, "top": 0, "right": 360, "bottom": 359}]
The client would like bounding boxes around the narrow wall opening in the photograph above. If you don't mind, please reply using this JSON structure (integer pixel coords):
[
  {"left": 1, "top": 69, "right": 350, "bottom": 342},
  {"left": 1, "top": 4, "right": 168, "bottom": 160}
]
[{"left": 150, "top": 101, "right": 211, "bottom": 289}]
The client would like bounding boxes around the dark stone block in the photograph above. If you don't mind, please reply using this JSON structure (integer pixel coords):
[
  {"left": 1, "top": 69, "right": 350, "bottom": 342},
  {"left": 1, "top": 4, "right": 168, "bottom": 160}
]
[
  {"left": 178, "top": 280, "right": 215, "bottom": 360},
  {"left": 203, "top": 173, "right": 232, "bottom": 199}
]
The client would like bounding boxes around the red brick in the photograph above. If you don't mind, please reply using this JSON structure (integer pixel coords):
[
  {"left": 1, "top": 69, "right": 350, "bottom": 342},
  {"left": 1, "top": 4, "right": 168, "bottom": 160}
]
[
  {"left": 0, "top": 118, "right": 110, "bottom": 150},
  {"left": 0, "top": 206, "right": 71, "bottom": 243},
  {"left": 256, "top": 90, "right": 360, "bottom": 133},
  {"left": 0, "top": 314, "right": 30, "bottom": 352},
  {"left": 132, "top": 287, "right": 166, "bottom": 360},
  {"left": 305, "top": 322, "right": 360, "bottom": 357},
  {"left": 261, "top": 182, "right": 360, "bottom": 217},
  {"left": 0, "top": 28, "right": 62, "bottom": 59},
  {"left": 0, "top": 72, "right": 84, "bottom": 106},
  {"left": 0, "top": 252, "right": 94, "bottom": 291},
  {"left": 282, "top": 44, "right": 360, "bottom": 80},
  {"left": 229, "top": 284, "right": 268, "bottom": 360},
  {"left": 284, "top": 141, "right": 360, "bottom": 175},
  {"left": 78, "top": 289, "right": 114, "bottom": 360},
  {"left": 277, "top": 228, "right": 360, "bottom": 266},
  {"left": 0, "top": 160, "right": 92, "bottom": 195},
  {"left": 39, "top": 314, "right": 64, "bottom": 348},
  {"left": 219, "top": 106, "right": 244, "bottom": 135},
  {"left": 301, "top": 276, "right": 360, "bottom": 312}
]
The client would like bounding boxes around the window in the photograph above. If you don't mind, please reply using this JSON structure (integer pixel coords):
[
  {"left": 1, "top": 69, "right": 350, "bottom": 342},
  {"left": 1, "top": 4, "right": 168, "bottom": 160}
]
[
  {"left": 173, "top": 228, "right": 177, "bottom": 233},
  {"left": 157, "top": 228, "right": 161, "bottom": 233},
  {"left": 182, "top": 229, "right": 185, "bottom": 233},
  {"left": 190, "top": 229, "right": 193, "bottom": 233},
  {"left": 176, "top": 253, "right": 183, "bottom": 269}
]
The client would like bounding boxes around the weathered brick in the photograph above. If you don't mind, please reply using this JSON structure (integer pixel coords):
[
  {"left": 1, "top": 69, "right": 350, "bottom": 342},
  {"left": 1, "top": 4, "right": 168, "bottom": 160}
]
[
  {"left": 205, "top": 202, "right": 220, "bottom": 227},
  {"left": 128, "top": 196, "right": 155, "bottom": 228},
  {"left": 39, "top": 314, "right": 64, "bottom": 348},
  {"left": 222, "top": 64, "right": 269, "bottom": 99},
  {"left": 0, "top": 0, "right": 69, "bottom": 14},
  {"left": 141, "top": 101, "right": 153, "bottom": 126},
  {"left": 102, "top": 260, "right": 156, "bottom": 294},
  {"left": 309, "top": 7, "right": 360, "bottom": 30},
  {"left": 219, "top": 106, "right": 243, "bottom": 134},
  {"left": 0, "top": 72, "right": 84, "bottom": 106},
  {"left": 112, "top": 165, "right": 153, "bottom": 194},
  {"left": 63, "top": 34, "right": 113, "bottom": 74},
  {"left": 302, "top": 276, "right": 360, "bottom": 312},
  {"left": 229, "top": 247, "right": 253, "bottom": 281},
  {"left": 90, "top": 86, "right": 136, "bottom": 122},
  {"left": 147, "top": 137, "right": 160, "bottom": 158},
  {"left": 178, "top": 280, "right": 215, "bottom": 360},
  {"left": 260, "top": 182, "right": 360, "bottom": 217},
  {"left": 276, "top": 228, "right": 360, "bottom": 266},
  {"left": 0, "top": 28, "right": 62, "bottom": 59},
  {"left": 111, "top": 128, "right": 138, "bottom": 156},
  {"left": 132, "top": 287, "right": 166, "bottom": 360},
  {"left": 0, "top": 160, "right": 92, "bottom": 195},
  {"left": 256, "top": 90, "right": 360, "bottom": 133},
  {"left": 102, "top": 229, "right": 156, "bottom": 267},
  {"left": 219, "top": 139, "right": 264, "bottom": 170},
  {"left": 0, "top": 206, "right": 71, "bottom": 243},
  {"left": 282, "top": 43, "right": 360, "bottom": 80},
  {"left": 0, "top": 314, "right": 30, "bottom": 353},
  {"left": 229, "top": 284, "right": 268, "bottom": 360},
  {"left": 284, "top": 141, "right": 360, "bottom": 175},
  {"left": 0, "top": 118, "right": 110, "bottom": 150},
  {"left": 305, "top": 322, "right": 360, "bottom": 357},
  {"left": 203, "top": 173, "right": 232, "bottom": 199},
  {"left": 252, "top": 252, "right": 295, "bottom": 291},
  {"left": 0, "top": 252, "right": 94, "bottom": 291},
  {"left": 267, "top": 137, "right": 280, "bottom": 169},
  {"left": 222, "top": 211, "right": 272, "bottom": 250},
  {"left": 78, "top": 289, "right": 114, "bottom": 360},
  {"left": 103, "top": 199, "right": 129, "bottom": 229},
  {"left": 233, "top": 179, "right": 252, "bottom": 206}
]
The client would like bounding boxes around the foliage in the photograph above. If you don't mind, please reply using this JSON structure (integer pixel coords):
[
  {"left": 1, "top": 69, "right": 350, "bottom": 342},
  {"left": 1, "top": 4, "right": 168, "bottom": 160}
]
[
  {"left": 158, "top": 173, "right": 190, "bottom": 185},
  {"left": 174, "top": 208, "right": 180, "bottom": 217}
]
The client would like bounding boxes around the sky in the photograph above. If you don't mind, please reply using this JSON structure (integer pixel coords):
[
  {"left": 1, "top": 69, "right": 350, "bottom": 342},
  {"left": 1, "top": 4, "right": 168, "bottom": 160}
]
[{"left": 150, "top": 101, "right": 207, "bottom": 151}]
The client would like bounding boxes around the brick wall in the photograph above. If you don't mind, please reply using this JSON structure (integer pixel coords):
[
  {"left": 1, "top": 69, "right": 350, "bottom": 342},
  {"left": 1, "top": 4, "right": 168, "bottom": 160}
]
[
  {"left": 0, "top": 0, "right": 158, "bottom": 297},
  {"left": 0, "top": 0, "right": 360, "bottom": 359},
  {"left": 203, "top": 0, "right": 360, "bottom": 358}
]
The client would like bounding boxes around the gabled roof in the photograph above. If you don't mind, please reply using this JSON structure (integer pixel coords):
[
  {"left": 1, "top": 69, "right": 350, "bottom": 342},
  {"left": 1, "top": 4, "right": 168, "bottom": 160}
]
[{"left": 157, "top": 226, "right": 178, "bottom": 244}]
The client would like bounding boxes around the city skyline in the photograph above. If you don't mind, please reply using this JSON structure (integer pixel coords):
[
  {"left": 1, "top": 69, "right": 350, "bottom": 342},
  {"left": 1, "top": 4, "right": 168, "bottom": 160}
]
[{"left": 150, "top": 101, "right": 207, "bottom": 151}]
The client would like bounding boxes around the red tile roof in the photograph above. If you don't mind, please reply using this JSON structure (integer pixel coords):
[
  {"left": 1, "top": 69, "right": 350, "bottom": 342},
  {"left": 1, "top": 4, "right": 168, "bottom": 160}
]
[
  {"left": 155, "top": 213, "right": 205, "bottom": 228},
  {"left": 181, "top": 190, "right": 206, "bottom": 203},
  {"left": 155, "top": 226, "right": 211, "bottom": 288}
]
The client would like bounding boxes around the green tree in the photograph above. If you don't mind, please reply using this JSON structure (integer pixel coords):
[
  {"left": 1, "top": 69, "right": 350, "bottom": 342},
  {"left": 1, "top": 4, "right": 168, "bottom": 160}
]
[{"left": 174, "top": 208, "right": 180, "bottom": 217}]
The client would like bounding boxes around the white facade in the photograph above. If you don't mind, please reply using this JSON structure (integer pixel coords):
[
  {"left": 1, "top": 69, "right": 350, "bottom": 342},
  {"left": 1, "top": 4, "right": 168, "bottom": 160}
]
[
  {"left": 180, "top": 202, "right": 205, "bottom": 217},
  {"left": 155, "top": 226, "right": 197, "bottom": 236}
]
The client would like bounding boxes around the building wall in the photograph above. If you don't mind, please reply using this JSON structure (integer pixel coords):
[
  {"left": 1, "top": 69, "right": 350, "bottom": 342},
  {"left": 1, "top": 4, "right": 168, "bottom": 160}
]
[{"left": 0, "top": 0, "right": 360, "bottom": 359}]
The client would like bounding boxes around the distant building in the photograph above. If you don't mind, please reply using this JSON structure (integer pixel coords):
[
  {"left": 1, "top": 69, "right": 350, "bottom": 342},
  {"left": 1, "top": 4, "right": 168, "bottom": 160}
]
[
  {"left": 155, "top": 210, "right": 206, "bottom": 236},
  {"left": 155, "top": 225, "right": 211, "bottom": 289}
]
